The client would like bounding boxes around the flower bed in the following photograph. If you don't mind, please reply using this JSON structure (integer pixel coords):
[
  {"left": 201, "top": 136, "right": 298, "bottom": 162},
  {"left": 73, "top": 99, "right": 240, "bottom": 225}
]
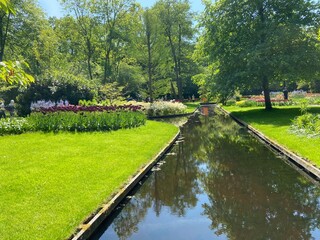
[
  {"left": 146, "top": 101, "right": 187, "bottom": 117},
  {"left": 29, "top": 111, "right": 146, "bottom": 132},
  {"left": 35, "top": 104, "right": 142, "bottom": 113},
  {"left": 0, "top": 101, "right": 146, "bottom": 135}
]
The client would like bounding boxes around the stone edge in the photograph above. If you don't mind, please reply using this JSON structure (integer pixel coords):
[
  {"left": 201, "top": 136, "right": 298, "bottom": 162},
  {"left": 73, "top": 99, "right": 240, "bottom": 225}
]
[
  {"left": 69, "top": 130, "right": 181, "bottom": 240},
  {"left": 218, "top": 106, "right": 320, "bottom": 180}
]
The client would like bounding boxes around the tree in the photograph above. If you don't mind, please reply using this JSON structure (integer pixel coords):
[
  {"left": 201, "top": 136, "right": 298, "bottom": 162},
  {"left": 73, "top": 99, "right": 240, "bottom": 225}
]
[
  {"left": 143, "top": 9, "right": 155, "bottom": 102},
  {"left": 60, "top": 0, "right": 99, "bottom": 80},
  {"left": 201, "top": 0, "right": 320, "bottom": 109},
  {"left": 155, "top": 0, "right": 194, "bottom": 100},
  {"left": 94, "top": 0, "right": 138, "bottom": 83}
]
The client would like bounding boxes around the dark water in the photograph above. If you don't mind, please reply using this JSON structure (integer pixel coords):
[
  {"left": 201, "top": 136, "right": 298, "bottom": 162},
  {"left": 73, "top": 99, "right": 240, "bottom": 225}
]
[{"left": 91, "top": 111, "right": 320, "bottom": 240}]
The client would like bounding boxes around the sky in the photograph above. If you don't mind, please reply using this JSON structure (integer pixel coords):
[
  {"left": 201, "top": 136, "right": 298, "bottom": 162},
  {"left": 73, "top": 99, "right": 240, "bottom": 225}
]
[{"left": 37, "top": 0, "right": 205, "bottom": 18}]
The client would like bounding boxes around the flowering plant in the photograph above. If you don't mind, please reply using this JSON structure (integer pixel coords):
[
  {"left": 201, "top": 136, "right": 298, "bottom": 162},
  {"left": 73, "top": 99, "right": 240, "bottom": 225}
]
[
  {"left": 147, "top": 101, "right": 187, "bottom": 117},
  {"left": 0, "top": 118, "right": 31, "bottom": 135},
  {"left": 30, "top": 100, "right": 143, "bottom": 113}
]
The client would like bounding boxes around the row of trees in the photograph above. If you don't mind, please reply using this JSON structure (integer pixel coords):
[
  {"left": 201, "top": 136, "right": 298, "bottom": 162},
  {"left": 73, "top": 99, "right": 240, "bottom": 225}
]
[
  {"left": 0, "top": 0, "right": 200, "bottom": 115},
  {"left": 1, "top": 0, "right": 320, "bottom": 111}
]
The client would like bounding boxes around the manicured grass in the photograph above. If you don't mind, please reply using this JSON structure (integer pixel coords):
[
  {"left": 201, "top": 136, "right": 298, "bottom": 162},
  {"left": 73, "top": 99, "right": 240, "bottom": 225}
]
[
  {"left": 0, "top": 120, "right": 178, "bottom": 240},
  {"left": 184, "top": 101, "right": 200, "bottom": 113},
  {"left": 224, "top": 106, "right": 320, "bottom": 167}
]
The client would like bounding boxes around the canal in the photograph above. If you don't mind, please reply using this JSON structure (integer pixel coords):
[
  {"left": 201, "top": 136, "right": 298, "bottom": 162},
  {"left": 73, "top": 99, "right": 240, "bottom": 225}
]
[{"left": 91, "top": 110, "right": 320, "bottom": 239}]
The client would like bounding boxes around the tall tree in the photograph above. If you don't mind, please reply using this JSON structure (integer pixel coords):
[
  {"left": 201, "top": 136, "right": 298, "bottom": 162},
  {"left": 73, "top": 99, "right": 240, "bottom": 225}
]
[
  {"left": 60, "top": 0, "right": 99, "bottom": 80},
  {"left": 138, "top": 8, "right": 165, "bottom": 102},
  {"left": 201, "top": 0, "right": 320, "bottom": 110},
  {"left": 155, "top": 0, "right": 194, "bottom": 100},
  {"left": 95, "top": 0, "right": 137, "bottom": 83}
]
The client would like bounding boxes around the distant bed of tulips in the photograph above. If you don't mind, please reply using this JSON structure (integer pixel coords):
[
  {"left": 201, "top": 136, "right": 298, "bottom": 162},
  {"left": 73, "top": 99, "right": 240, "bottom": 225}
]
[{"left": 35, "top": 104, "right": 143, "bottom": 113}]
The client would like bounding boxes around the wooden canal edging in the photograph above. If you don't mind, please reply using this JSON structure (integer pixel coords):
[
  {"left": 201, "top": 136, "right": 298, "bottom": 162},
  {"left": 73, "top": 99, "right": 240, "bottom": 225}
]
[
  {"left": 217, "top": 106, "right": 320, "bottom": 181},
  {"left": 69, "top": 130, "right": 181, "bottom": 240}
]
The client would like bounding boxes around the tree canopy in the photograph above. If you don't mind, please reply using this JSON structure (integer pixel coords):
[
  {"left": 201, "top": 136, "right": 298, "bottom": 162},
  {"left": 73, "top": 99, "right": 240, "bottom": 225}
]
[{"left": 199, "top": 0, "right": 320, "bottom": 109}]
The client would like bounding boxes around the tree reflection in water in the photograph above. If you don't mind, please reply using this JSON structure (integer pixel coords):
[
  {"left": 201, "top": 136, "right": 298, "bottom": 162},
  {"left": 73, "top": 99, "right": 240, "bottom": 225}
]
[{"left": 91, "top": 111, "right": 320, "bottom": 240}]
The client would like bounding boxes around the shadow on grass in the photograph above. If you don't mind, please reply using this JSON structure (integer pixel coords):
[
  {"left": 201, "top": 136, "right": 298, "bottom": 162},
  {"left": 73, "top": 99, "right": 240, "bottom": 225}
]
[{"left": 229, "top": 106, "right": 320, "bottom": 127}]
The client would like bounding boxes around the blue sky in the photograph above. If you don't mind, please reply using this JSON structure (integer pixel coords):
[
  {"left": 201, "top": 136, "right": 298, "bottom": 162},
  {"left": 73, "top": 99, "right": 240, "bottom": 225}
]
[{"left": 37, "top": 0, "right": 204, "bottom": 18}]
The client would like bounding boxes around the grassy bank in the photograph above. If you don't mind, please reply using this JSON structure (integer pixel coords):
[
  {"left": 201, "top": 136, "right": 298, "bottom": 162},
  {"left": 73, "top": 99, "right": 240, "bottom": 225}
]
[
  {"left": 224, "top": 106, "right": 320, "bottom": 167},
  {"left": 0, "top": 120, "right": 178, "bottom": 240},
  {"left": 184, "top": 101, "right": 200, "bottom": 113}
]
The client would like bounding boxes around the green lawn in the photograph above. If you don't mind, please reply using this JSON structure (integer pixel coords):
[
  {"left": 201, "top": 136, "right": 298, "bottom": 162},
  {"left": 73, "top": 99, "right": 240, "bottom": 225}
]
[
  {"left": 0, "top": 120, "right": 178, "bottom": 240},
  {"left": 224, "top": 106, "right": 320, "bottom": 168},
  {"left": 184, "top": 101, "right": 200, "bottom": 113}
]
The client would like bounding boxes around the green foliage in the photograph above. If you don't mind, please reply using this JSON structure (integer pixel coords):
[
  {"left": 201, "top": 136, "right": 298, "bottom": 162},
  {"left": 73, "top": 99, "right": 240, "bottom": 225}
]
[
  {"left": 0, "top": 0, "right": 15, "bottom": 14},
  {"left": 299, "top": 100, "right": 310, "bottom": 115},
  {"left": 28, "top": 111, "right": 146, "bottom": 133},
  {"left": 0, "top": 117, "right": 30, "bottom": 135},
  {"left": 201, "top": 0, "right": 320, "bottom": 109},
  {"left": 0, "top": 60, "right": 34, "bottom": 85},
  {"left": 291, "top": 102, "right": 320, "bottom": 137},
  {"left": 226, "top": 99, "right": 236, "bottom": 106},
  {"left": 16, "top": 76, "right": 95, "bottom": 116},
  {"left": 98, "top": 82, "right": 125, "bottom": 104},
  {"left": 291, "top": 113, "right": 320, "bottom": 137}
]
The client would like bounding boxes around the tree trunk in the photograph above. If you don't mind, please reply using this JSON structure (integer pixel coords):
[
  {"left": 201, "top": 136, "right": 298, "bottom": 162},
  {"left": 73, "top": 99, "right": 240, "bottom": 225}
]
[
  {"left": 177, "top": 24, "right": 183, "bottom": 101},
  {"left": 147, "top": 32, "right": 153, "bottom": 102},
  {"left": 167, "top": 31, "right": 179, "bottom": 100},
  {"left": 0, "top": 13, "right": 11, "bottom": 61},
  {"left": 170, "top": 80, "right": 176, "bottom": 99},
  {"left": 86, "top": 38, "right": 93, "bottom": 80},
  {"left": 258, "top": 5, "right": 272, "bottom": 110},
  {"left": 262, "top": 75, "right": 272, "bottom": 110},
  {"left": 103, "top": 47, "right": 112, "bottom": 84}
]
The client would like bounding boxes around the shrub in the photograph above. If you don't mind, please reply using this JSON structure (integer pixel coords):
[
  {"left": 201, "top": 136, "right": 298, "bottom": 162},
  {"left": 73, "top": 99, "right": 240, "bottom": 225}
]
[
  {"left": 28, "top": 111, "right": 146, "bottom": 133},
  {"left": 147, "top": 101, "right": 187, "bottom": 117},
  {"left": 291, "top": 113, "right": 320, "bottom": 137},
  {"left": 16, "top": 76, "right": 95, "bottom": 116},
  {"left": 0, "top": 118, "right": 31, "bottom": 135},
  {"left": 291, "top": 102, "right": 320, "bottom": 137},
  {"left": 226, "top": 99, "right": 236, "bottom": 106}
]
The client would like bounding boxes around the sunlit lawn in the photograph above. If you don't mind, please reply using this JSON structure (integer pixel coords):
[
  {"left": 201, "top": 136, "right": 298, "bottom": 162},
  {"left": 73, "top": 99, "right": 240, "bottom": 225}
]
[
  {"left": 0, "top": 121, "right": 178, "bottom": 240},
  {"left": 224, "top": 106, "right": 320, "bottom": 167},
  {"left": 184, "top": 101, "right": 200, "bottom": 113}
]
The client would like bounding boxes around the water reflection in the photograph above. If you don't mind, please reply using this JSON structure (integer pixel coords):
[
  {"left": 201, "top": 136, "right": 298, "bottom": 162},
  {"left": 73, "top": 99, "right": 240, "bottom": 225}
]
[{"left": 91, "top": 111, "right": 320, "bottom": 240}]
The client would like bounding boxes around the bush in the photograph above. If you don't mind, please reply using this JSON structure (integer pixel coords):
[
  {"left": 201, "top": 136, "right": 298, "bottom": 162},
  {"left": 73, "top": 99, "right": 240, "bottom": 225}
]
[
  {"left": 226, "top": 99, "right": 236, "bottom": 106},
  {"left": 16, "top": 77, "right": 96, "bottom": 116},
  {"left": 28, "top": 111, "right": 146, "bottom": 133},
  {"left": 147, "top": 101, "right": 187, "bottom": 117},
  {"left": 291, "top": 113, "right": 320, "bottom": 136},
  {"left": 0, "top": 118, "right": 31, "bottom": 135}
]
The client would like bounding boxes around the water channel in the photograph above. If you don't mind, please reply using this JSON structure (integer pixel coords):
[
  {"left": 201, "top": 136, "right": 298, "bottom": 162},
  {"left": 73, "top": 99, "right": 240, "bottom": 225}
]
[{"left": 91, "top": 109, "right": 320, "bottom": 240}]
